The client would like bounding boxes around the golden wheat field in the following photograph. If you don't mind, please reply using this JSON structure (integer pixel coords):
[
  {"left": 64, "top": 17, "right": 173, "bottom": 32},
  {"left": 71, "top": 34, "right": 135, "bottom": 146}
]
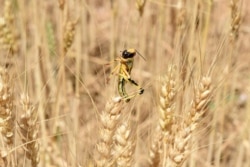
[{"left": 0, "top": 0, "right": 250, "bottom": 167}]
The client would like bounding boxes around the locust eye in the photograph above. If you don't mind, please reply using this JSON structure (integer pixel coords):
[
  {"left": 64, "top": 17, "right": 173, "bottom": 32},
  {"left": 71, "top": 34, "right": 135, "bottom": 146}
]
[{"left": 122, "top": 49, "right": 136, "bottom": 59}]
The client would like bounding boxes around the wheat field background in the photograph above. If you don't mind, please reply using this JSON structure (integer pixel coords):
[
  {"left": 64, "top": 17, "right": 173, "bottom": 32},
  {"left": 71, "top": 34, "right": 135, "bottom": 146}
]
[{"left": 0, "top": 0, "right": 249, "bottom": 167}]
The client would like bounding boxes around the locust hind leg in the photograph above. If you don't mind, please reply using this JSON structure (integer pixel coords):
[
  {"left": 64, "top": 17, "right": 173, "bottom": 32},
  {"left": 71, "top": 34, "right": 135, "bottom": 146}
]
[
  {"left": 120, "top": 79, "right": 144, "bottom": 103},
  {"left": 128, "top": 78, "right": 144, "bottom": 95}
]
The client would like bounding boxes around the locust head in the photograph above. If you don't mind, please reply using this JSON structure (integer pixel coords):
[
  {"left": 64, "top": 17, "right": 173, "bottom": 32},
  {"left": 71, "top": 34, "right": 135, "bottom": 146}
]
[{"left": 122, "top": 49, "right": 136, "bottom": 59}]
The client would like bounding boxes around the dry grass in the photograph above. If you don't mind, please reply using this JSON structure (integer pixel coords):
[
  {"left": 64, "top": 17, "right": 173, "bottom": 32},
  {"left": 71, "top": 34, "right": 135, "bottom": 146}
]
[{"left": 0, "top": 0, "right": 249, "bottom": 166}]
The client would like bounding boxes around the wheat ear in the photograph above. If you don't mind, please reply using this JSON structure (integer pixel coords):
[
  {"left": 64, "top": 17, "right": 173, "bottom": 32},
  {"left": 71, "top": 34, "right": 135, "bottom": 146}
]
[
  {"left": 148, "top": 66, "right": 177, "bottom": 167},
  {"left": 96, "top": 97, "right": 123, "bottom": 167},
  {"left": 19, "top": 94, "right": 40, "bottom": 167},
  {"left": 113, "top": 122, "right": 135, "bottom": 167},
  {"left": 159, "top": 66, "right": 177, "bottom": 135},
  {"left": 148, "top": 127, "right": 162, "bottom": 167},
  {"left": 169, "top": 77, "right": 212, "bottom": 165},
  {"left": 0, "top": 67, "right": 15, "bottom": 166},
  {"left": 63, "top": 21, "right": 77, "bottom": 53},
  {"left": 159, "top": 66, "right": 177, "bottom": 166},
  {"left": 230, "top": 0, "right": 241, "bottom": 42},
  {"left": 0, "top": 0, "right": 17, "bottom": 55}
]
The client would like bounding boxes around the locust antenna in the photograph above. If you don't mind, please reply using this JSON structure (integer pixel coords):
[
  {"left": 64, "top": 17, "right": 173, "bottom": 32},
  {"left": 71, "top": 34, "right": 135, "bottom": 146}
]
[{"left": 135, "top": 49, "right": 146, "bottom": 61}]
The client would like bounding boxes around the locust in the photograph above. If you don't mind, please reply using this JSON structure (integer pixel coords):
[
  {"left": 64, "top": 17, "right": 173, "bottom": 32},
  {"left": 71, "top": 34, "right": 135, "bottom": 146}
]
[{"left": 110, "top": 48, "right": 145, "bottom": 102}]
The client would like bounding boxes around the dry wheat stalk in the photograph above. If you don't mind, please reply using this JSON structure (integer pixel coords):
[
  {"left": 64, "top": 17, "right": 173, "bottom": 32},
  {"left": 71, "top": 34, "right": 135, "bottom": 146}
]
[
  {"left": 169, "top": 77, "right": 212, "bottom": 165},
  {"left": 113, "top": 122, "right": 135, "bottom": 167},
  {"left": 19, "top": 94, "right": 40, "bottom": 167},
  {"left": 96, "top": 97, "right": 123, "bottom": 167}
]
